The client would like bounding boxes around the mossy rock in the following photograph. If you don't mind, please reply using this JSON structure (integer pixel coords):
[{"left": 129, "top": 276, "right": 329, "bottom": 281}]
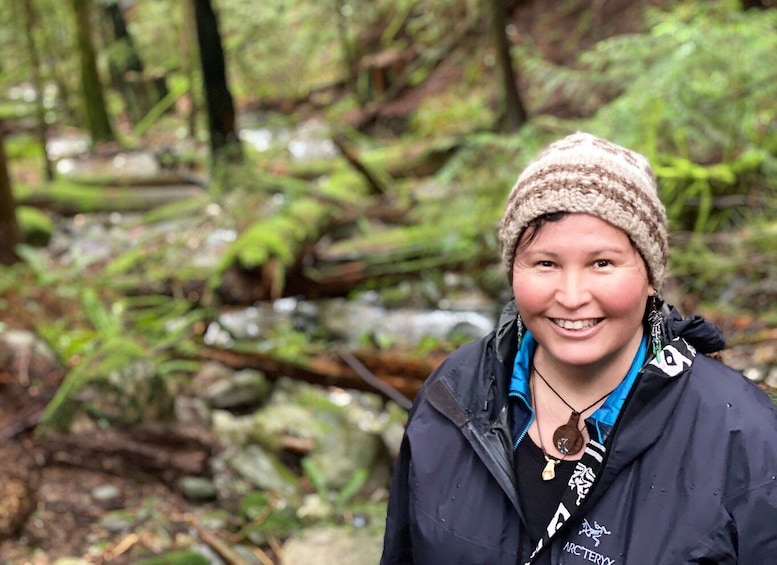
[
  {"left": 17, "top": 205, "right": 54, "bottom": 246},
  {"left": 133, "top": 550, "right": 209, "bottom": 565}
]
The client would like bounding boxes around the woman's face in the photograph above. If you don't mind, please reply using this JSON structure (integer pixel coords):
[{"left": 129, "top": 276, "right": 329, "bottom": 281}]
[{"left": 512, "top": 213, "right": 652, "bottom": 374}]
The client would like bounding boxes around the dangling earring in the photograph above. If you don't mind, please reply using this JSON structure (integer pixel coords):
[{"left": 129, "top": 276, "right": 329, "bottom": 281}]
[
  {"left": 648, "top": 293, "right": 666, "bottom": 360},
  {"left": 516, "top": 311, "right": 524, "bottom": 351}
]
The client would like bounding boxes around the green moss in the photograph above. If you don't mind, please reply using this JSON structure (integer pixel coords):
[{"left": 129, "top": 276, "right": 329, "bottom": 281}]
[
  {"left": 133, "top": 550, "right": 209, "bottom": 565},
  {"left": 17, "top": 205, "right": 55, "bottom": 246}
]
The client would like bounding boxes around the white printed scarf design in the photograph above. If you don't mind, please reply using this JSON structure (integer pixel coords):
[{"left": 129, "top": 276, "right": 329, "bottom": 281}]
[{"left": 523, "top": 337, "right": 697, "bottom": 563}]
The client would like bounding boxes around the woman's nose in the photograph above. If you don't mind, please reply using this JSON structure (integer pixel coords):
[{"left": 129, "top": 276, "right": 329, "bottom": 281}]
[{"left": 554, "top": 270, "right": 591, "bottom": 309}]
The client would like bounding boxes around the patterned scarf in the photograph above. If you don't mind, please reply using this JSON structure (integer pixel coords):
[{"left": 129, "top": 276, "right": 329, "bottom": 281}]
[{"left": 524, "top": 337, "right": 697, "bottom": 563}]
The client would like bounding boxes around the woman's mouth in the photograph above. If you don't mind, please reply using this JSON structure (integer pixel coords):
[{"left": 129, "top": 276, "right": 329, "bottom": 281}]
[{"left": 551, "top": 318, "right": 601, "bottom": 331}]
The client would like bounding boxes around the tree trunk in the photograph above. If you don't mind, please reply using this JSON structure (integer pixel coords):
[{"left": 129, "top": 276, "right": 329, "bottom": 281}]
[
  {"left": 180, "top": 0, "right": 199, "bottom": 140},
  {"left": 334, "top": 0, "right": 359, "bottom": 102},
  {"left": 489, "top": 0, "right": 527, "bottom": 132},
  {"left": 0, "top": 123, "right": 21, "bottom": 266},
  {"left": 192, "top": 0, "right": 242, "bottom": 163},
  {"left": 72, "top": 0, "right": 115, "bottom": 144},
  {"left": 20, "top": 0, "right": 55, "bottom": 180},
  {"left": 101, "top": 0, "right": 169, "bottom": 125}
]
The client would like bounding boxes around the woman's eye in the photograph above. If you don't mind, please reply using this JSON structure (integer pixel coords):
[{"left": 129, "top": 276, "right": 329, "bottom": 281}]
[
  {"left": 595, "top": 259, "right": 611, "bottom": 268},
  {"left": 538, "top": 260, "right": 554, "bottom": 268}
]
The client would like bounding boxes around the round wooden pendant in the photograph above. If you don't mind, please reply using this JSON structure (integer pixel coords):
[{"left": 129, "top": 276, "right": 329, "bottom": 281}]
[{"left": 553, "top": 424, "right": 584, "bottom": 456}]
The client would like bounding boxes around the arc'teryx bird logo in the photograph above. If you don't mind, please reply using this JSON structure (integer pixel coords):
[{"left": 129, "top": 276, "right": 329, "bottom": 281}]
[{"left": 579, "top": 519, "right": 611, "bottom": 547}]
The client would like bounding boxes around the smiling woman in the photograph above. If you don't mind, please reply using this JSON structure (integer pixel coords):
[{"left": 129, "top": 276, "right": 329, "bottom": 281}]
[
  {"left": 512, "top": 214, "right": 651, "bottom": 383},
  {"left": 380, "top": 132, "right": 777, "bottom": 564}
]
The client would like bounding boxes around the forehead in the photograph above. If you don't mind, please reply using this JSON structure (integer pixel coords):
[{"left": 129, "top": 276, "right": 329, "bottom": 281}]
[{"left": 520, "top": 213, "right": 632, "bottom": 250}]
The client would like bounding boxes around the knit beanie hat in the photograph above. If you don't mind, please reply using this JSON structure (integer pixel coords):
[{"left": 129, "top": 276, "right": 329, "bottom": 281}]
[{"left": 498, "top": 132, "right": 668, "bottom": 290}]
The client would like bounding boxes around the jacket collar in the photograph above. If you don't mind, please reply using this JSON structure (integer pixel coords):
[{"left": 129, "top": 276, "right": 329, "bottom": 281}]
[
  {"left": 508, "top": 331, "right": 647, "bottom": 444},
  {"left": 495, "top": 299, "right": 520, "bottom": 364},
  {"left": 425, "top": 300, "right": 713, "bottom": 518}
]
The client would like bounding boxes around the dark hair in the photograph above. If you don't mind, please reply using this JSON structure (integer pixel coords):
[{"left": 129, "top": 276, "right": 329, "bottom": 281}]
[{"left": 514, "top": 212, "right": 569, "bottom": 256}]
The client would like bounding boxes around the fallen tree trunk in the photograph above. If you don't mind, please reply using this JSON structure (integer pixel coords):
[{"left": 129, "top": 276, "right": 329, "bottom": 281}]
[
  {"left": 38, "top": 425, "right": 215, "bottom": 487},
  {"left": 197, "top": 344, "right": 443, "bottom": 405}
]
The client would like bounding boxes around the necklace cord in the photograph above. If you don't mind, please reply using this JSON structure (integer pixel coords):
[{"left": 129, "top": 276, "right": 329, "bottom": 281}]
[
  {"left": 530, "top": 371, "right": 559, "bottom": 459},
  {"left": 533, "top": 365, "right": 617, "bottom": 415},
  {"left": 530, "top": 371, "right": 566, "bottom": 480}
]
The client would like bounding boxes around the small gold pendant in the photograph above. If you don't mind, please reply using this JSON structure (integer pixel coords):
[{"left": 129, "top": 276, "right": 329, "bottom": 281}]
[{"left": 542, "top": 456, "right": 558, "bottom": 481}]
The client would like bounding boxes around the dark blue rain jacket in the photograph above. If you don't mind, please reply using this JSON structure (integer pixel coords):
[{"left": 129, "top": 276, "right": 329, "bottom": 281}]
[{"left": 381, "top": 302, "right": 777, "bottom": 564}]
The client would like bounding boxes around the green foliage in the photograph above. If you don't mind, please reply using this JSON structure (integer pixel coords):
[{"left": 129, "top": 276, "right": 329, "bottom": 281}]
[
  {"left": 40, "top": 329, "right": 148, "bottom": 431},
  {"left": 575, "top": 1, "right": 777, "bottom": 233},
  {"left": 655, "top": 156, "right": 737, "bottom": 233},
  {"left": 670, "top": 219, "right": 777, "bottom": 311},
  {"left": 582, "top": 1, "right": 777, "bottom": 151},
  {"left": 16, "top": 177, "right": 203, "bottom": 214},
  {"left": 133, "top": 550, "right": 210, "bottom": 565},
  {"left": 253, "top": 319, "right": 324, "bottom": 361},
  {"left": 17, "top": 205, "right": 54, "bottom": 246},
  {"left": 131, "top": 75, "right": 191, "bottom": 138},
  {"left": 219, "top": 1, "right": 341, "bottom": 99},
  {"left": 37, "top": 286, "right": 208, "bottom": 431},
  {"left": 409, "top": 85, "right": 495, "bottom": 138},
  {"left": 238, "top": 491, "right": 301, "bottom": 545},
  {"left": 301, "top": 458, "right": 370, "bottom": 518},
  {"left": 216, "top": 194, "right": 337, "bottom": 296},
  {"left": 3, "top": 133, "right": 44, "bottom": 160}
]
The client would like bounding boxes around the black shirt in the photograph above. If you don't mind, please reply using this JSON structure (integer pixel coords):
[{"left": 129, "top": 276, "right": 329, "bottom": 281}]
[{"left": 516, "top": 437, "right": 577, "bottom": 545}]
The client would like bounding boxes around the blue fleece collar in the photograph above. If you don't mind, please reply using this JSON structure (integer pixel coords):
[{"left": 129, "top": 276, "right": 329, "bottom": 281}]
[{"left": 509, "top": 331, "right": 647, "bottom": 443}]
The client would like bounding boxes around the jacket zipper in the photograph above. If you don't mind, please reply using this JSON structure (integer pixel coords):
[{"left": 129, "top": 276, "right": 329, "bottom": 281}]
[{"left": 508, "top": 391, "right": 534, "bottom": 451}]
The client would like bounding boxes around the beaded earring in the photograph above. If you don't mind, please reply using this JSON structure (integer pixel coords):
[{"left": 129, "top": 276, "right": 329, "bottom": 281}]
[{"left": 648, "top": 294, "right": 666, "bottom": 361}]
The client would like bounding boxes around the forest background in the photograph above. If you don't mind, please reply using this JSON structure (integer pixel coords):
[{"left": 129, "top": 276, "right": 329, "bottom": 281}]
[{"left": 1, "top": 0, "right": 776, "bottom": 563}]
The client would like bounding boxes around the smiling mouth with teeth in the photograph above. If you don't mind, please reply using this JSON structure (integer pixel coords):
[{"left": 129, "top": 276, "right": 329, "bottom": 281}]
[{"left": 552, "top": 318, "right": 601, "bottom": 330}]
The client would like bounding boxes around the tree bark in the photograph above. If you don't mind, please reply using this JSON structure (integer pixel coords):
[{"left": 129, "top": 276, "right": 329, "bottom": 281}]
[
  {"left": 20, "top": 0, "right": 55, "bottom": 180},
  {"left": 180, "top": 0, "right": 199, "bottom": 140},
  {"left": 0, "top": 123, "right": 21, "bottom": 266},
  {"left": 101, "top": 0, "right": 169, "bottom": 125},
  {"left": 489, "top": 0, "right": 527, "bottom": 132},
  {"left": 71, "top": 0, "right": 115, "bottom": 144},
  {"left": 192, "top": 0, "right": 242, "bottom": 163},
  {"left": 334, "top": 0, "right": 359, "bottom": 102}
]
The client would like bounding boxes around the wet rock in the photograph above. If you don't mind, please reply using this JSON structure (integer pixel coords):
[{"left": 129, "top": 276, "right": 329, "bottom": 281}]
[
  {"left": 79, "top": 360, "right": 175, "bottom": 425},
  {"left": 256, "top": 379, "right": 393, "bottom": 492},
  {"left": 306, "top": 402, "right": 391, "bottom": 492},
  {"left": 99, "top": 510, "right": 135, "bottom": 533},
  {"left": 765, "top": 367, "right": 777, "bottom": 389},
  {"left": 203, "top": 369, "right": 271, "bottom": 410},
  {"left": 90, "top": 484, "right": 124, "bottom": 509},
  {"left": 381, "top": 403, "right": 409, "bottom": 460},
  {"left": 280, "top": 525, "right": 384, "bottom": 565},
  {"left": 18, "top": 205, "right": 55, "bottom": 247},
  {"left": 178, "top": 476, "right": 218, "bottom": 502},
  {"left": 743, "top": 366, "right": 765, "bottom": 383},
  {"left": 174, "top": 396, "right": 211, "bottom": 427},
  {"left": 250, "top": 402, "right": 329, "bottom": 451},
  {"left": 212, "top": 410, "right": 256, "bottom": 446},
  {"left": 0, "top": 443, "right": 40, "bottom": 541},
  {"left": 297, "top": 493, "right": 334, "bottom": 523},
  {"left": 193, "top": 361, "right": 235, "bottom": 387},
  {"left": 317, "top": 297, "right": 493, "bottom": 348},
  {"left": 227, "top": 445, "right": 300, "bottom": 500},
  {"left": 0, "top": 329, "right": 61, "bottom": 381}
]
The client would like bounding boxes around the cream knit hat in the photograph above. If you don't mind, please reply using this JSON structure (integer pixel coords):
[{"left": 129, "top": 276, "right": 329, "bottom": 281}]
[{"left": 498, "top": 132, "right": 668, "bottom": 290}]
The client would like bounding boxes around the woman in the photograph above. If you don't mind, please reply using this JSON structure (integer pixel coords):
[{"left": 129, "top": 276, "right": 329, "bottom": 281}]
[{"left": 380, "top": 132, "right": 777, "bottom": 564}]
